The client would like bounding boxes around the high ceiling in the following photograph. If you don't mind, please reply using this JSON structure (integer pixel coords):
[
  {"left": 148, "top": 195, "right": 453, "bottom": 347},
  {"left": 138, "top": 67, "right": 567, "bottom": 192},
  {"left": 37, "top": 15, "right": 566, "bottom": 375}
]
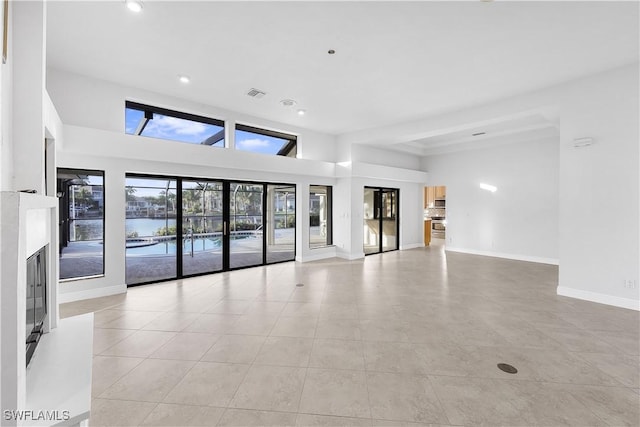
[{"left": 47, "top": 1, "right": 639, "bottom": 142}]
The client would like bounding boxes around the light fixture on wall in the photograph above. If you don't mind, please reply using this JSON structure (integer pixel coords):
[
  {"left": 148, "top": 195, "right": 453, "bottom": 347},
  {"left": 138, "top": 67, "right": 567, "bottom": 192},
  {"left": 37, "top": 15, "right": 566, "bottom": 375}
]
[
  {"left": 125, "top": 0, "right": 144, "bottom": 13},
  {"left": 480, "top": 183, "right": 497, "bottom": 193},
  {"left": 572, "top": 137, "right": 594, "bottom": 148}
]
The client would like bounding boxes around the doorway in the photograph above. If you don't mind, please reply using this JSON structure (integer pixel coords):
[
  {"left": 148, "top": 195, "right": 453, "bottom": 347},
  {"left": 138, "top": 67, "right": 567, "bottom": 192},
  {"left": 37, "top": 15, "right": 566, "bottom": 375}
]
[
  {"left": 363, "top": 187, "right": 399, "bottom": 255},
  {"left": 125, "top": 174, "right": 296, "bottom": 286},
  {"left": 424, "top": 185, "right": 446, "bottom": 244}
]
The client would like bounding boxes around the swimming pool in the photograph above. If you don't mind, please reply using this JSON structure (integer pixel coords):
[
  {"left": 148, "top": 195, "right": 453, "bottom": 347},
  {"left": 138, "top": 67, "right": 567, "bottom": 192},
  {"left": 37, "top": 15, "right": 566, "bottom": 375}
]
[
  {"left": 126, "top": 237, "right": 221, "bottom": 255},
  {"left": 125, "top": 233, "right": 261, "bottom": 256}
]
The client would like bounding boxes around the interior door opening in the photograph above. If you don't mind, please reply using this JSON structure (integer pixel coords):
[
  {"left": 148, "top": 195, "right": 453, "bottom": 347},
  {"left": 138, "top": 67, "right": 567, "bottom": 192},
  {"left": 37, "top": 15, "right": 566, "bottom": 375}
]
[{"left": 423, "top": 185, "right": 446, "bottom": 246}]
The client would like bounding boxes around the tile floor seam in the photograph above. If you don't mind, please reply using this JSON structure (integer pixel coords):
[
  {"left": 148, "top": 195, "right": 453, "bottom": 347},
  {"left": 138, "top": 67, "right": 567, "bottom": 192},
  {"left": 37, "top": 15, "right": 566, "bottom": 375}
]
[
  {"left": 423, "top": 371, "right": 632, "bottom": 390},
  {"left": 224, "top": 360, "right": 262, "bottom": 411},
  {"left": 293, "top": 366, "right": 310, "bottom": 415},
  {"left": 136, "top": 401, "right": 162, "bottom": 426},
  {"left": 359, "top": 337, "right": 374, "bottom": 421},
  {"left": 425, "top": 374, "right": 454, "bottom": 426}
]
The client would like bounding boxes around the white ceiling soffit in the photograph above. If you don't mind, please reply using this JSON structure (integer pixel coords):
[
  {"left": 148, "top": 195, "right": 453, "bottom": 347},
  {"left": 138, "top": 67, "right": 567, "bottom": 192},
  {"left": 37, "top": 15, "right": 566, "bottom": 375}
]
[
  {"left": 399, "top": 125, "right": 560, "bottom": 157},
  {"left": 46, "top": 1, "right": 639, "bottom": 137}
]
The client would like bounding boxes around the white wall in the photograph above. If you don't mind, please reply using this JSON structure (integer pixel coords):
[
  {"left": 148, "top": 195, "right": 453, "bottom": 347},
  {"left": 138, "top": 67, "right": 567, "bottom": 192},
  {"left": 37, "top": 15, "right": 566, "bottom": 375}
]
[
  {"left": 58, "top": 125, "right": 339, "bottom": 301},
  {"left": 0, "top": 0, "right": 11, "bottom": 410},
  {"left": 12, "top": 1, "right": 47, "bottom": 194},
  {"left": 423, "top": 136, "right": 560, "bottom": 264},
  {"left": 351, "top": 144, "right": 422, "bottom": 170},
  {"left": 47, "top": 69, "right": 338, "bottom": 163},
  {"left": 556, "top": 65, "right": 639, "bottom": 309},
  {"left": 333, "top": 163, "right": 427, "bottom": 259},
  {"left": 0, "top": 2, "right": 13, "bottom": 192},
  {"left": 412, "top": 63, "right": 638, "bottom": 309}
]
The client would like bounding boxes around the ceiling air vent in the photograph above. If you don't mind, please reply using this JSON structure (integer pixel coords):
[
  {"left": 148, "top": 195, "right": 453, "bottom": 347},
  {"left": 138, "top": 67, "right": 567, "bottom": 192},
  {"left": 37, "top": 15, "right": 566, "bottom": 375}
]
[{"left": 247, "top": 88, "right": 266, "bottom": 99}]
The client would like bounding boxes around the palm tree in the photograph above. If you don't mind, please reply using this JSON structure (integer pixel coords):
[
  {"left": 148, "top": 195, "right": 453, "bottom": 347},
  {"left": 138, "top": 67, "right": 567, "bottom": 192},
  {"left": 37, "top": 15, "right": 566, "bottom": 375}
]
[{"left": 125, "top": 186, "right": 137, "bottom": 201}]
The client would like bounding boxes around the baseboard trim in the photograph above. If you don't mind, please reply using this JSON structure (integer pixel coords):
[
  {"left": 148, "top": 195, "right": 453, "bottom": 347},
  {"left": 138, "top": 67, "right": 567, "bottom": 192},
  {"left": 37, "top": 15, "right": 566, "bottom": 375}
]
[
  {"left": 557, "top": 286, "right": 640, "bottom": 311},
  {"left": 445, "top": 247, "right": 559, "bottom": 265},
  {"left": 400, "top": 243, "right": 424, "bottom": 250},
  {"left": 336, "top": 251, "right": 365, "bottom": 261},
  {"left": 301, "top": 250, "right": 338, "bottom": 263},
  {"left": 58, "top": 284, "right": 125, "bottom": 304}
]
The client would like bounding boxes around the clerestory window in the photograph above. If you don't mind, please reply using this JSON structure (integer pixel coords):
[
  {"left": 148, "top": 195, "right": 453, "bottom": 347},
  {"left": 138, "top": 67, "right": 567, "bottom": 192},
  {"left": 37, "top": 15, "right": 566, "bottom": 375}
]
[
  {"left": 235, "top": 124, "right": 297, "bottom": 157},
  {"left": 125, "top": 101, "right": 225, "bottom": 147}
]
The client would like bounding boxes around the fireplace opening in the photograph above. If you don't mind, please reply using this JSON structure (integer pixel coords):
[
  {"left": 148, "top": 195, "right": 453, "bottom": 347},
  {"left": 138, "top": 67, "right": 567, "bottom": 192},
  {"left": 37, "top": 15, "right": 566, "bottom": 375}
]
[{"left": 26, "top": 245, "right": 48, "bottom": 367}]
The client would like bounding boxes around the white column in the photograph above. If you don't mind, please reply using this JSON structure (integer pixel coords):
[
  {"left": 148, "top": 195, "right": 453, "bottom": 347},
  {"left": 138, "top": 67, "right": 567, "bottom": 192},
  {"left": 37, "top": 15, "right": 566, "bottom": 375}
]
[{"left": 12, "top": 0, "right": 46, "bottom": 194}]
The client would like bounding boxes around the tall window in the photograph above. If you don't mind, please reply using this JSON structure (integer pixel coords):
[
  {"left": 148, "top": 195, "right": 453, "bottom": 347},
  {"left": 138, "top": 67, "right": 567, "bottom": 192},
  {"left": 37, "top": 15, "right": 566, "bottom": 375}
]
[
  {"left": 57, "top": 169, "right": 105, "bottom": 280},
  {"left": 125, "top": 101, "right": 225, "bottom": 147},
  {"left": 309, "top": 185, "right": 332, "bottom": 248},
  {"left": 235, "top": 124, "right": 297, "bottom": 157}
]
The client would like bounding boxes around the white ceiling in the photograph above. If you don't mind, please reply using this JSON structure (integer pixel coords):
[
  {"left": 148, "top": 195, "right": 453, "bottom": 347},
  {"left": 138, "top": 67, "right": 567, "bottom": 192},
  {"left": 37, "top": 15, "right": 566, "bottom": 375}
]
[{"left": 46, "top": 1, "right": 639, "bottom": 141}]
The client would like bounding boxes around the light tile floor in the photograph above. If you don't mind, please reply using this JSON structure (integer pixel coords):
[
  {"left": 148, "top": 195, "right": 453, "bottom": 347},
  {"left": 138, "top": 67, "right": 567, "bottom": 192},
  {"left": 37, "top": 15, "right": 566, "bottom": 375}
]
[{"left": 60, "top": 245, "right": 640, "bottom": 426}]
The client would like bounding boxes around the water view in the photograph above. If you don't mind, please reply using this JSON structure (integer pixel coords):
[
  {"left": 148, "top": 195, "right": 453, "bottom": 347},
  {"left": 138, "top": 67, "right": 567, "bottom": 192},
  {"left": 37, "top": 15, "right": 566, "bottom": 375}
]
[{"left": 126, "top": 218, "right": 177, "bottom": 237}]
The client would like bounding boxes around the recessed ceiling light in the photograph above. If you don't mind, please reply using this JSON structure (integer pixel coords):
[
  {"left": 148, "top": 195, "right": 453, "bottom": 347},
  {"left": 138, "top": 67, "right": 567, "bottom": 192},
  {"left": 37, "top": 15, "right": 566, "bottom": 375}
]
[
  {"left": 125, "top": 0, "right": 143, "bottom": 13},
  {"left": 297, "top": 109, "right": 306, "bottom": 116},
  {"left": 178, "top": 75, "right": 190, "bottom": 84},
  {"left": 328, "top": 49, "right": 336, "bottom": 55},
  {"left": 280, "top": 99, "right": 297, "bottom": 107}
]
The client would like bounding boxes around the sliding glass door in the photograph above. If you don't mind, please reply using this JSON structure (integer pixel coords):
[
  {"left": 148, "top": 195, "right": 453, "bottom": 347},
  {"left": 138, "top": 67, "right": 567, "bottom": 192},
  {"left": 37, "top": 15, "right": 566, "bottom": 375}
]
[
  {"left": 125, "top": 175, "right": 295, "bottom": 286},
  {"left": 182, "top": 180, "right": 224, "bottom": 276},
  {"left": 363, "top": 187, "right": 399, "bottom": 255},
  {"left": 363, "top": 188, "right": 380, "bottom": 255},
  {"left": 125, "top": 177, "right": 178, "bottom": 285},
  {"left": 267, "top": 184, "right": 296, "bottom": 263},
  {"left": 228, "top": 182, "right": 264, "bottom": 269}
]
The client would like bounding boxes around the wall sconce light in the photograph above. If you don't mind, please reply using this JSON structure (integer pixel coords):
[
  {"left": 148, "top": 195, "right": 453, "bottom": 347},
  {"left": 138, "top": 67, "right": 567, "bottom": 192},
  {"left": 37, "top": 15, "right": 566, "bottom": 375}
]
[{"left": 480, "top": 183, "right": 497, "bottom": 193}]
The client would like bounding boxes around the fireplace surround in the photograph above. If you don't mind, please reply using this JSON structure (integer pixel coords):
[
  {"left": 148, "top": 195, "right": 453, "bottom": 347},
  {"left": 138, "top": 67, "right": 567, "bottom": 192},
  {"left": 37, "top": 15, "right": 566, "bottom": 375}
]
[{"left": 1, "top": 191, "right": 93, "bottom": 426}]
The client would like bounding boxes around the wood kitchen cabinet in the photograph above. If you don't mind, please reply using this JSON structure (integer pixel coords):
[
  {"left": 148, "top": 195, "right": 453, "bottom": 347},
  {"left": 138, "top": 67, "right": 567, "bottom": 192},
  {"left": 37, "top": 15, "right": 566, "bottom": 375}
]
[
  {"left": 424, "top": 219, "right": 432, "bottom": 245},
  {"left": 424, "top": 186, "right": 435, "bottom": 208},
  {"left": 424, "top": 186, "right": 445, "bottom": 208}
]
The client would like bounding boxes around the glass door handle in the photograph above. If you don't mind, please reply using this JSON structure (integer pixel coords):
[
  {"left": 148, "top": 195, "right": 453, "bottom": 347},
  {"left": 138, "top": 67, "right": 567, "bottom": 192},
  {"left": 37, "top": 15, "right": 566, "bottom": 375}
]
[{"left": 223, "top": 221, "right": 227, "bottom": 236}]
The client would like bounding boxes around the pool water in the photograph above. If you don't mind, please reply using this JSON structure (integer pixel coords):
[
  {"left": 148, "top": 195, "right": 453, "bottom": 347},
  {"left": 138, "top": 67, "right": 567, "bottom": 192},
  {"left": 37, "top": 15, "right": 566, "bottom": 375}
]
[{"left": 126, "top": 237, "right": 221, "bottom": 255}]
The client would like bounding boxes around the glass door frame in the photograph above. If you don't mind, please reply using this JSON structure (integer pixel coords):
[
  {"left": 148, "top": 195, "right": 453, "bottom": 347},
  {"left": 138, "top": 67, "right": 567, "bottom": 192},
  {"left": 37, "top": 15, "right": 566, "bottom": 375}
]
[
  {"left": 126, "top": 173, "right": 296, "bottom": 287},
  {"left": 180, "top": 178, "right": 226, "bottom": 277},
  {"left": 364, "top": 186, "right": 400, "bottom": 256},
  {"left": 224, "top": 180, "right": 267, "bottom": 271}
]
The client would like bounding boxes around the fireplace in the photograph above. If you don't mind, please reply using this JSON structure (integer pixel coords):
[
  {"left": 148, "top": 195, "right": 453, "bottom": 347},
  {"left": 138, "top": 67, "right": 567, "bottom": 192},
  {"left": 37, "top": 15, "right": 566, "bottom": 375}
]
[{"left": 25, "top": 245, "right": 48, "bottom": 367}]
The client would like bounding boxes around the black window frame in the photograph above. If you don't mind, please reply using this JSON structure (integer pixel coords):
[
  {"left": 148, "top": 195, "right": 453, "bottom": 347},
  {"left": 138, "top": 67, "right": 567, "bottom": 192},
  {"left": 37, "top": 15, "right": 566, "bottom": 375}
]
[
  {"left": 57, "top": 168, "right": 106, "bottom": 281},
  {"left": 125, "top": 101, "right": 226, "bottom": 146},
  {"left": 309, "top": 185, "right": 333, "bottom": 248},
  {"left": 235, "top": 123, "right": 297, "bottom": 157}
]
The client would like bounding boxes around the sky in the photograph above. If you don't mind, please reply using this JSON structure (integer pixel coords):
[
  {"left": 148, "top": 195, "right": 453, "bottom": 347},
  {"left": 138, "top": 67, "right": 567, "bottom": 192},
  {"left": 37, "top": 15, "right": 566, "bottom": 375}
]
[{"left": 125, "top": 108, "right": 290, "bottom": 155}]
